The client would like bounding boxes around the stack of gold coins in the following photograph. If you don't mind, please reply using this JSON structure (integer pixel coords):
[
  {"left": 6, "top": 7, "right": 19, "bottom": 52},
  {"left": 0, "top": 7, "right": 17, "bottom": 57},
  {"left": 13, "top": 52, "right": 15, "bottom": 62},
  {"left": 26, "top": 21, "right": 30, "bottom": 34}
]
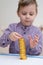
[{"left": 18, "top": 38, "right": 27, "bottom": 60}]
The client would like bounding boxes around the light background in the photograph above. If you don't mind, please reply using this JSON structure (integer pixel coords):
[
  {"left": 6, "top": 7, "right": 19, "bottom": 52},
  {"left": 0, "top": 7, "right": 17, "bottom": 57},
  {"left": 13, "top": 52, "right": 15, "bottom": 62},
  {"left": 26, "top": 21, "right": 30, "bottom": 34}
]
[
  {"left": 0, "top": 0, "right": 43, "bottom": 29},
  {"left": 0, "top": 54, "right": 43, "bottom": 65}
]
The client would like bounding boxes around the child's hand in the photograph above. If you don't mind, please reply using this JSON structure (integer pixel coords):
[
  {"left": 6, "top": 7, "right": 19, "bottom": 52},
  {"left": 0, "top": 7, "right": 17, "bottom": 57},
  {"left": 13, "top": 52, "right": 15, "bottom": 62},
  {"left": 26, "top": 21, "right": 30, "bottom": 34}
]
[
  {"left": 28, "top": 35, "right": 39, "bottom": 48},
  {"left": 9, "top": 32, "right": 22, "bottom": 41}
]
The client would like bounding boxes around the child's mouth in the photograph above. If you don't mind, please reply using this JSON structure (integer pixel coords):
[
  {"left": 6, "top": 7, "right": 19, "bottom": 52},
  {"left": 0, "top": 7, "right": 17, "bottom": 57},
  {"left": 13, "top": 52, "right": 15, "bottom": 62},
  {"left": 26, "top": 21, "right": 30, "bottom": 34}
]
[{"left": 25, "top": 21, "right": 30, "bottom": 22}]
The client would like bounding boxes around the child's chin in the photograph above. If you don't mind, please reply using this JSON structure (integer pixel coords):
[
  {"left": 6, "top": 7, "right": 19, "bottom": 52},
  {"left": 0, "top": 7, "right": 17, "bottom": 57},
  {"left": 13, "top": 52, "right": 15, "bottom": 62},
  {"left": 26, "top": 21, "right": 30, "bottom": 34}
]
[
  {"left": 24, "top": 22, "right": 31, "bottom": 26},
  {"left": 24, "top": 24, "right": 31, "bottom": 26}
]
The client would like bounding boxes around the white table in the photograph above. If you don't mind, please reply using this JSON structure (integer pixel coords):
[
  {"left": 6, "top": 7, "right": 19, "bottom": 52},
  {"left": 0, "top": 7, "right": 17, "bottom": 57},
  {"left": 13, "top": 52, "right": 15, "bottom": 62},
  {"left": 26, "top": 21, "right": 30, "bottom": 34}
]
[{"left": 0, "top": 54, "right": 43, "bottom": 65}]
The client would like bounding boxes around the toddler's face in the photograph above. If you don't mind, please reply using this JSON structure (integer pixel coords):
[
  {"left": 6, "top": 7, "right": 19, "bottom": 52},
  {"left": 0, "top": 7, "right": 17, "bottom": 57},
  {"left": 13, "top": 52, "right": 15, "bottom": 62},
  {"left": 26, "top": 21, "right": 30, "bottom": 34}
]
[{"left": 18, "top": 4, "right": 37, "bottom": 26}]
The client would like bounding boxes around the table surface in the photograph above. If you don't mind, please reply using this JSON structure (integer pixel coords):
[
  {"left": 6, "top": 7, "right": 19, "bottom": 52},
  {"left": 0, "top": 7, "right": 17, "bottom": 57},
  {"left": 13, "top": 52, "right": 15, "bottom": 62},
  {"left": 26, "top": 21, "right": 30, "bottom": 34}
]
[{"left": 0, "top": 54, "right": 43, "bottom": 65}]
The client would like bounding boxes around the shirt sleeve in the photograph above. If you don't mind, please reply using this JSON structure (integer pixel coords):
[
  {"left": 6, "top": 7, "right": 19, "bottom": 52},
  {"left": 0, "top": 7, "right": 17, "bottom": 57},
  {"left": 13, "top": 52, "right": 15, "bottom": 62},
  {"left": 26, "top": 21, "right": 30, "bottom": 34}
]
[
  {"left": 0, "top": 23, "right": 16, "bottom": 47},
  {"left": 29, "top": 30, "right": 42, "bottom": 55}
]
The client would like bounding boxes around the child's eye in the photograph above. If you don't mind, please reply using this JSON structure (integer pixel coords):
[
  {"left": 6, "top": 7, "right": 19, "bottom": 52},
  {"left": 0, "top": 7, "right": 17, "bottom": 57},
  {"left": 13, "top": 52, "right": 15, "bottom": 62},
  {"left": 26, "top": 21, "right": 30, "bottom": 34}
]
[
  {"left": 22, "top": 13, "right": 27, "bottom": 15},
  {"left": 29, "top": 13, "right": 33, "bottom": 16}
]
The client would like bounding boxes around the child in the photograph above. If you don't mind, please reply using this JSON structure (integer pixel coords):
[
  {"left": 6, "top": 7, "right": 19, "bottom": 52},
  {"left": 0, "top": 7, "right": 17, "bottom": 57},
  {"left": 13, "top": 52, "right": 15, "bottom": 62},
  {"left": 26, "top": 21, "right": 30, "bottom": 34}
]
[{"left": 0, "top": 0, "right": 42, "bottom": 55}]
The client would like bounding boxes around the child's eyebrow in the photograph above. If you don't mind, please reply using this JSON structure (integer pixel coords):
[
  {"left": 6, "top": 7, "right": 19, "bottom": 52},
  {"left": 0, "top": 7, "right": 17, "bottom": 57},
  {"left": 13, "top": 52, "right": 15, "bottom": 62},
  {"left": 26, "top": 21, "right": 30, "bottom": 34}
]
[
  {"left": 22, "top": 11, "right": 34, "bottom": 14},
  {"left": 29, "top": 12, "right": 34, "bottom": 13}
]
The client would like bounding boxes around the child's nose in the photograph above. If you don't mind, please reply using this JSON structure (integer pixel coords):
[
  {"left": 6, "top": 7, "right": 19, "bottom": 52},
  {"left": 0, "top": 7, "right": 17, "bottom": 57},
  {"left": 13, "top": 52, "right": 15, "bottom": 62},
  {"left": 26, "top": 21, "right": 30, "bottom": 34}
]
[{"left": 26, "top": 14, "right": 30, "bottom": 19}]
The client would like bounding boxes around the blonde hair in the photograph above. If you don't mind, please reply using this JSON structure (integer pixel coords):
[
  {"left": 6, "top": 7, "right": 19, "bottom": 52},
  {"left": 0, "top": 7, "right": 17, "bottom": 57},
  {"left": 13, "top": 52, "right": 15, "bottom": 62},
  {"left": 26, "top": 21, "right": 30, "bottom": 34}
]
[{"left": 17, "top": 0, "right": 38, "bottom": 13}]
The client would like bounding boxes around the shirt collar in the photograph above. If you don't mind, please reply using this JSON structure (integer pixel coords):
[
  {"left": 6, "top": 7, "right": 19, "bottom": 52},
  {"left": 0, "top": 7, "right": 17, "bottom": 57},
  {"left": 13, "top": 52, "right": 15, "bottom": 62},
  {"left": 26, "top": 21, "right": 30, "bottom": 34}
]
[{"left": 18, "top": 22, "right": 32, "bottom": 31}]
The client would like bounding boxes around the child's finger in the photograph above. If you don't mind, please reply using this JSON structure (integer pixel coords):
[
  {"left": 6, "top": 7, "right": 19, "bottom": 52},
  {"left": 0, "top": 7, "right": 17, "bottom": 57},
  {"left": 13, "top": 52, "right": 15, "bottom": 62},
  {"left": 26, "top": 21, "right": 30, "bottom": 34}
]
[
  {"left": 14, "top": 34, "right": 22, "bottom": 39},
  {"left": 9, "top": 34, "right": 16, "bottom": 41},
  {"left": 34, "top": 35, "right": 39, "bottom": 43},
  {"left": 15, "top": 32, "right": 22, "bottom": 38},
  {"left": 34, "top": 35, "right": 39, "bottom": 40}
]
